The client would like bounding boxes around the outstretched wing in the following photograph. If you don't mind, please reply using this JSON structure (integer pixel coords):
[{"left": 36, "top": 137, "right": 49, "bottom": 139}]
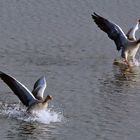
[
  {"left": 91, "top": 12, "right": 128, "bottom": 51},
  {"left": 32, "top": 76, "right": 46, "bottom": 100},
  {"left": 126, "top": 21, "right": 139, "bottom": 40},
  {"left": 0, "top": 71, "right": 37, "bottom": 106}
]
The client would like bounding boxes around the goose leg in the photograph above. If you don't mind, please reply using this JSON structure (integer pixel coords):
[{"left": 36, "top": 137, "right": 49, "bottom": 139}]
[
  {"left": 123, "top": 52, "right": 131, "bottom": 67},
  {"left": 124, "top": 59, "right": 131, "bottom": 67}
]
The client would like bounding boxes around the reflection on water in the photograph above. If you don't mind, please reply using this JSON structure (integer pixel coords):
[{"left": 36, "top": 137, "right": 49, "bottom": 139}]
[
  {"left": 7, "top": 122, "right": 59, "bottom": 140},
  {"left": 113, "top": 65, "right": 140, "bottom": 83},
  {"left": 96, "top": 64, "right": 140, "bottom": 139}
]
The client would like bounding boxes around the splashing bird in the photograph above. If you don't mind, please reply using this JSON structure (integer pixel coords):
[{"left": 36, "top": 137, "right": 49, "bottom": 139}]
[
  {"left": 0, "top": 71, "right": 52, "bottom": 114},
  {"left": 91, "top": 12, "right": 140, "bottom": 67}
]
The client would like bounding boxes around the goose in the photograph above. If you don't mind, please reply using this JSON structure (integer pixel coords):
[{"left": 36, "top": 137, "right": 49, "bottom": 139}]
[
  {"left": 0, "top": 71, "right": 52, "bottom": 114},
  {"left": 91, "top": 12, "right": 140, "bottom": 67}
]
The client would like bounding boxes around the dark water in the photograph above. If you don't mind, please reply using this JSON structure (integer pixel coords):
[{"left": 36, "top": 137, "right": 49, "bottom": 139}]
[{"left": 0, "top": 0, "right": 140, "bottom": 140}]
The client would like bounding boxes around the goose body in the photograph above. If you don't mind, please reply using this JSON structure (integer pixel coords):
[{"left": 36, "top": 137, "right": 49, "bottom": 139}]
[
  {"left": 27, "top": 96, "right": 51, "bottom": 113},
  {"left": 91, "top": 12, "right": 140, "bottom": 66},
  {"left": 0, "top": 71, "right": 52, "bottom": 114}
]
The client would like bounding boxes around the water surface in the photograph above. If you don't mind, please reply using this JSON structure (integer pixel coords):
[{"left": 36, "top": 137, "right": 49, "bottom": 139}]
[{"left": 0, "top": 0, "right": 140, "bottom": 140}]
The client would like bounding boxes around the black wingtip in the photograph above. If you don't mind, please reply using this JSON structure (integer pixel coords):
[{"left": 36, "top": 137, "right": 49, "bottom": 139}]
[
  {"left": 91, "top": 12, "right": 100, "bottom": 19},
  {"left": 0, "top": 71, "right": 9, "bottom": 77},
  {"left": 93, "top": 12, "right": 98, "bottom": 16},
  {"left": 93, "top": 12, "right": 101, "bottom": 18},
  {"left": 0, "top": 71, "right": 5, "bottom": 77},
  {"left": 91, "top": 13, "right": 96, "bottom": 19}
]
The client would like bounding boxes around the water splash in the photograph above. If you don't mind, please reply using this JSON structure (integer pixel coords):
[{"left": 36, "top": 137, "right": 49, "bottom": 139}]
[{"left": 0, "top": 102, "right": 64, "bottom": 124}]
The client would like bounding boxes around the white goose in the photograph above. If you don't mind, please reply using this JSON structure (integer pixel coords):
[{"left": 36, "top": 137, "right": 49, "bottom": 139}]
[
  {"left": 0, "top": 71, "right": 52, "bottom": 114},
  {"left": 91, "top": 12, "right": 140, "bottom": 67}
]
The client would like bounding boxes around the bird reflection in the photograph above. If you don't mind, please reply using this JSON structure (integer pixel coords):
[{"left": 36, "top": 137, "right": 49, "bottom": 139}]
[
  {"left": 112, "top": 64, "right": 140, "bottom": 82},
  {"left": 7, "top": 122, "right": 57, "bottom": 140},
  {"left": 18, "top": 123, "right": 37, "bottom": 135},
  {"left": 96, "top": 60, "right": 140, "bottom": 137}
]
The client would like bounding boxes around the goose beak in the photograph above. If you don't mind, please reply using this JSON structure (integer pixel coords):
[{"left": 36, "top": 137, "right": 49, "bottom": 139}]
[
  {"left": 50, "top": 96, "right": 53, "bottom": 100},
  {"left": 47, "top": 95, "right": 53, "bottom": 100}
]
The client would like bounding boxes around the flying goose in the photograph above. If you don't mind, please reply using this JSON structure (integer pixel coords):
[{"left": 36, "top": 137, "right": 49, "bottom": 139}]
[
  {"left": 0, "top": 71, "right": 52, "bottom": 114},
  {"left": 91, "top": 12, "right": 140, "bottom": 67}
]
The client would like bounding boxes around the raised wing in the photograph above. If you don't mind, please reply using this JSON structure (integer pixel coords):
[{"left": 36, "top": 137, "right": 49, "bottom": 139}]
[
  {"left": 91, "top": 12, "right": 128, "bottom": 51},
  {"left": 0, "top": 71, "right": 37, "bottom": 106},
  {"left": 126, "top": 20, "right": 139, "bottom": 40},
  {"left": 32, "top": 76, "right": 46, "bottom": 100},
  {"left": 126, "top": 28, "right": 135, "bottom": 40}
]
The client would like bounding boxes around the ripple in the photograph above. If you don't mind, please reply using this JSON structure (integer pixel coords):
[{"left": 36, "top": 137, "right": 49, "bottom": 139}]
[{"left": 114, "top": 58, "right": 140, "bottom": 67}]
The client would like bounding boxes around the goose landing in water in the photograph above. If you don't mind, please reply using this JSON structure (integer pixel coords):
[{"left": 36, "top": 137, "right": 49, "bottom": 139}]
[
  {"left": 91, "top": 12, "right": 140, "bottom": 67},
  {"left": 0, "top": 71, "right": 52, "bottom": 114}
]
